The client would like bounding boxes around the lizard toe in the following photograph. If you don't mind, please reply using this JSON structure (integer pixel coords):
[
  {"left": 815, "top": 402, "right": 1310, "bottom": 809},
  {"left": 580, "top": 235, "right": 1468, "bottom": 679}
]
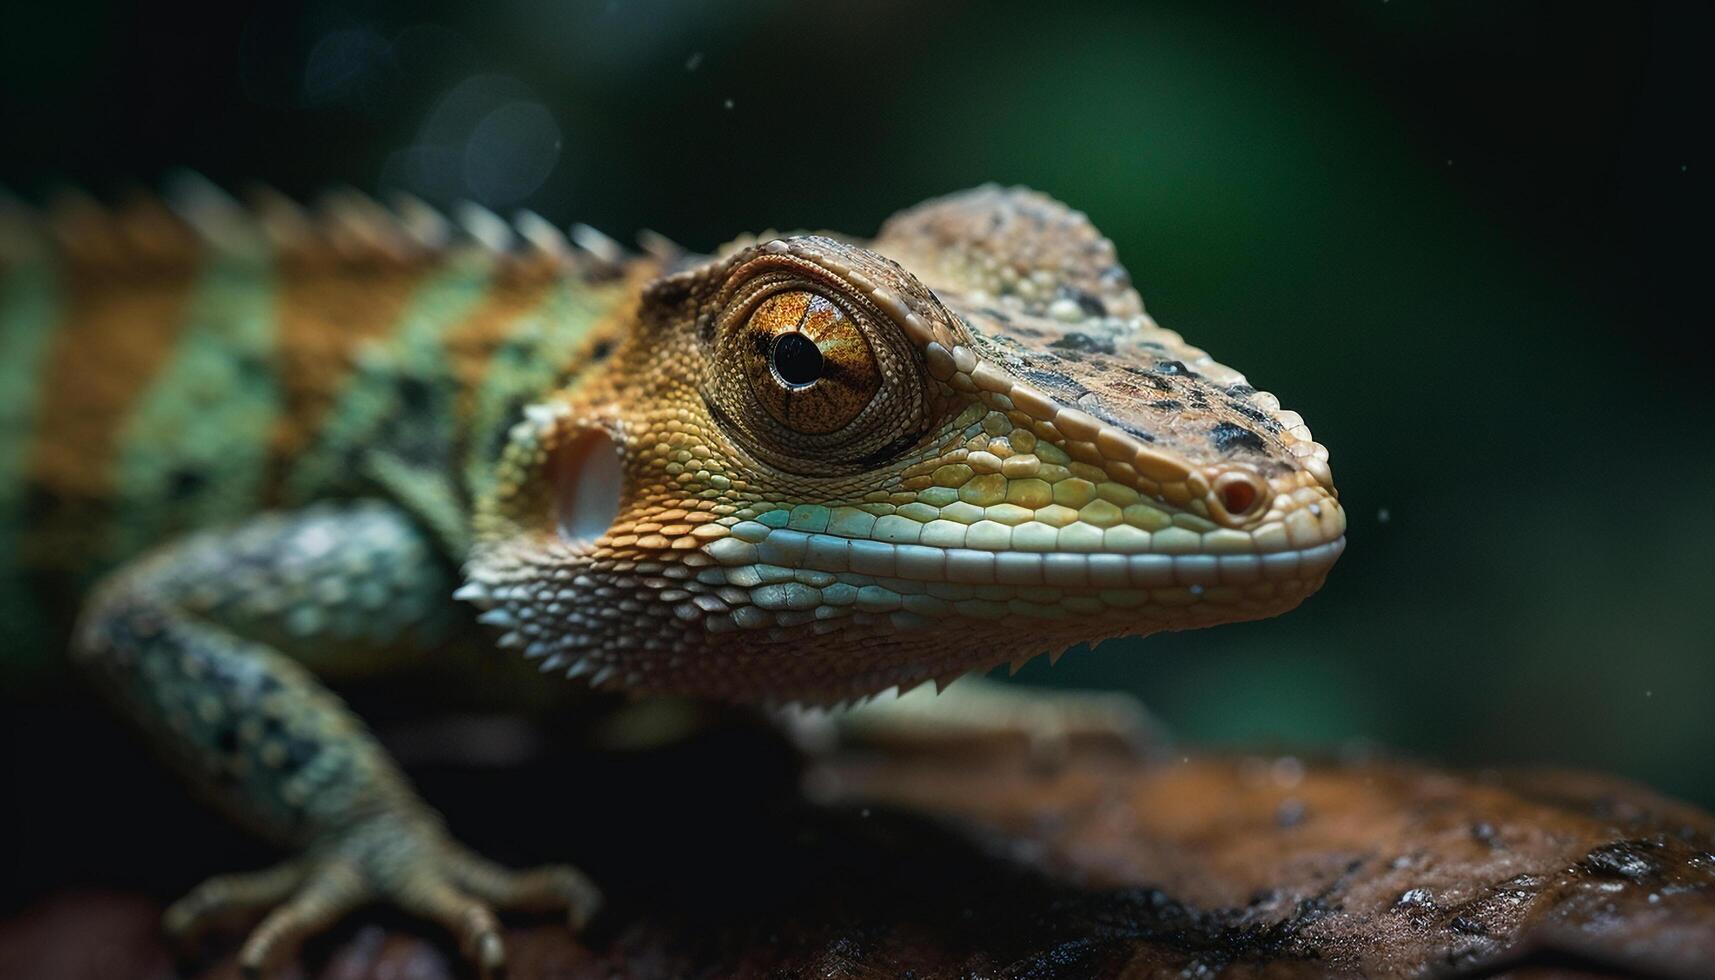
[
  {"left": 447, "top": 850, "right": 604, "bottom": 930},
  {"left": 394, "top": 869, "right": 511, "bottom": 980},
  {"left": 234, "top": 860, "right": 367, "bottom": 978},
  {"left": 163, "top": 860, "right": 308, "bottom": 951}
]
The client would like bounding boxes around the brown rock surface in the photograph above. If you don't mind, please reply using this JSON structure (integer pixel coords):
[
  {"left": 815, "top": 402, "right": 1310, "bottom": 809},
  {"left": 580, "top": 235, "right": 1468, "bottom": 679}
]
[{"left": 3, "top": 733, "right": 1713, "bottom": 979}]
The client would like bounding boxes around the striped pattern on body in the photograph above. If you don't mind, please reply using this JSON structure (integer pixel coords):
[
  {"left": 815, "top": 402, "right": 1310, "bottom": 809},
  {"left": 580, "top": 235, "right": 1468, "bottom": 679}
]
[{"left": 0, "top": 186, "right": 642, "bottom": 660}]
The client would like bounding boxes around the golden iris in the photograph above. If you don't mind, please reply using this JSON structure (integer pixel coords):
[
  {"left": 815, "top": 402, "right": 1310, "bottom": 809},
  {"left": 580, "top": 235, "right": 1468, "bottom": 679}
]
[{"left": 738, "top": 290, "right": 882, "bottom": 434}]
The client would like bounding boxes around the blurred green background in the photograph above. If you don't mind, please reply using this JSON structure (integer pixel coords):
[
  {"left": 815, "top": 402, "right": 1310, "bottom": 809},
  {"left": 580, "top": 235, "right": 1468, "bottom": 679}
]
[{"left": 3, "top": 1, "right": 1711, "bottom": 804}]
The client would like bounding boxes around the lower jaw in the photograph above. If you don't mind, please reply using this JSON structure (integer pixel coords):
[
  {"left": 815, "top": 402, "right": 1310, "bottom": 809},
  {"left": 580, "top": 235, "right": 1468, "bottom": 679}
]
[{"left": 699, "top": 536, "right": 1345, "bottom": 629}]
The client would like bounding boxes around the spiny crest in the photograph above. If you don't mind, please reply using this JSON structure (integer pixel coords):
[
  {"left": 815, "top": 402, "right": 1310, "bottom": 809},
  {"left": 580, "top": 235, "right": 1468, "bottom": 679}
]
[{"left": 0, "top": 172, "right": 675, "bottom": 278}]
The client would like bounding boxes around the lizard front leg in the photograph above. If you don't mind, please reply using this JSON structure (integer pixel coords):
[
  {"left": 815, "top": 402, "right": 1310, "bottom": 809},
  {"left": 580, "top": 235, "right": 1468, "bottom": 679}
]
[{"left": 72, "top": 501, "right": 598, "bottom": 978}]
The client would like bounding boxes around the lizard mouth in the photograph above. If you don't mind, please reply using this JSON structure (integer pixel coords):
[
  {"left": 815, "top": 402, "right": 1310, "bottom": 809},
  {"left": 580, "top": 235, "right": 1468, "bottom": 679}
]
[
  {"left": 700, "top": 492, "right": 1345, "bottom": 617},
  {"left": 707, "top": 526, "right": 1344, "bottom": 590}
]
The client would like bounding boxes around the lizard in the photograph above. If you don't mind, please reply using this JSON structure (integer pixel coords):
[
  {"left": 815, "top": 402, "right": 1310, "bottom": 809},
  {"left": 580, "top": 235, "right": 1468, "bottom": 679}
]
[{"left": 0, "top": 180, "right": 1345, "bottom": 977}]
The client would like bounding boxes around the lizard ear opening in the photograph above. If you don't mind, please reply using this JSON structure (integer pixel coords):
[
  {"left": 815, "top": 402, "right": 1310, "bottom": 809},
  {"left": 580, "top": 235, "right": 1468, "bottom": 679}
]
[{"left": 554, "top": 427, "right": 623, "bottom": 546}]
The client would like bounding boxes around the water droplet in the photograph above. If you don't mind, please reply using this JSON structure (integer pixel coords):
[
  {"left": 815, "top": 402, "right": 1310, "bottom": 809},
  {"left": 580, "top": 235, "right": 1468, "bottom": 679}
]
[{"left": 1393, "top": 887, "right": 1433, "bottom": 910}]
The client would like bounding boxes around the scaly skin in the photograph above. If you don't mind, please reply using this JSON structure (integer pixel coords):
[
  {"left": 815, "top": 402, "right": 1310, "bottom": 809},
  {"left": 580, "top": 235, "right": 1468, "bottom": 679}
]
[
  {"left": 466, "top": 186, "right": 1344, "bottom": 701},
  {"left": 0, "top": 182, "right": 1342, "bottom": 975}
]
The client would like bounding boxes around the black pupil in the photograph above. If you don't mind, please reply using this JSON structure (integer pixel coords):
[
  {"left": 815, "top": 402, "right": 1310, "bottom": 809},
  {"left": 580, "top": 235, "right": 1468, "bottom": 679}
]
[{"left": 771, "top": 332, "right": 824, "bottom": 387}]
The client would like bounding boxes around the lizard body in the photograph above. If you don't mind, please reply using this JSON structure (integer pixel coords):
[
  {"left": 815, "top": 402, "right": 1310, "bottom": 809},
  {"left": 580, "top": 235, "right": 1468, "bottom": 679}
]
[
  {"left": 0, "top": 182, "right": 1343, "bottom": 975},
  {"left": 1, "top": 186, "right": 634, "bottom": 653}
]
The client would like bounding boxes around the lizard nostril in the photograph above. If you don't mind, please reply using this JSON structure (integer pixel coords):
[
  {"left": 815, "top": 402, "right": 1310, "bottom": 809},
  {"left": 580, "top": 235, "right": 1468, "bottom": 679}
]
[
  {"left": 1220, "top": 480, "right": 1257, "bottom": 516},
  {"left": 1210, "top": 470, "right": 1268, "bottom": 525},
  {"left": 554, "top": 427, "right": 623, "bottom": 546}
]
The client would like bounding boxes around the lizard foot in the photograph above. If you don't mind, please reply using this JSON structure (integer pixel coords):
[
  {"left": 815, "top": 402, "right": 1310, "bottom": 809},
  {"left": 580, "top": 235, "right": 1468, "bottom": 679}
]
[{"left": 165, "top": 818, "right": 601, "bottom": 979}]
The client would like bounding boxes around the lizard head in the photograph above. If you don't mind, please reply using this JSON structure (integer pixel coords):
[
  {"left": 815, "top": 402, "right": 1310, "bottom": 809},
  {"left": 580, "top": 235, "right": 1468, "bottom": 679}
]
[{"left": 466, "top": 186, "right": 1343, "bottom": 702}]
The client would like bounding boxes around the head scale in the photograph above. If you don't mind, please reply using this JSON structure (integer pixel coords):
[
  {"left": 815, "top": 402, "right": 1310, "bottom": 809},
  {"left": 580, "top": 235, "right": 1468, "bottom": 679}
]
[{"left": 466, "top": 186, "right": 1344, "bottom": 702}]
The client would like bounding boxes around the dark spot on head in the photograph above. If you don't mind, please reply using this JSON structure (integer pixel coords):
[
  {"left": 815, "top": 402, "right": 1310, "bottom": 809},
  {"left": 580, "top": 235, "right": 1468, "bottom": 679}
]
[
  {"left": 1077, "top": 397, "right": 1156, "bottom": 442},
  {"left": 1020, "top": 367, "right": 1087, "bottom": 401},
  {"left": 589, "top": 339, "right": 614, "bottom": 361},
  {"left": 1150, "top": 399, "right": 1184, "bottom": 411},
  {"left": 1226, "top": 383, "right": 1255, "bottom": 396},
  {"left": 1227, "top": 400, "right": 1283, "bottom": 431},
  {"left": 1074, "top": 292, "right": 1107, "bottom": 317},
  {"left": 1049, "top": 332, "right": 1116, "bottom": 356},
  {"left": 1120, "top": 365, "right": 1173, "bottom": 391},
  {"left": 1211, "top": 422, "right": 1267, "bottom": 454}
]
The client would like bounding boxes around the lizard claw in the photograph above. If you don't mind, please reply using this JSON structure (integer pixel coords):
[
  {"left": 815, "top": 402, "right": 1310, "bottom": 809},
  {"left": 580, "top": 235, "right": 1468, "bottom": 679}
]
[
  {"left": 164, "top": 817, "right": 601, "bottom": 978},
  {"left": 442, "top": 848, "right": 604, "bottom": 931}
]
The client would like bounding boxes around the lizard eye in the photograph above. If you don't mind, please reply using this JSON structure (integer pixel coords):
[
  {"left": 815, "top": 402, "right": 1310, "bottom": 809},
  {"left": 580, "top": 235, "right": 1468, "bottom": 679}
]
[
  {"left": 705, "top": 270, "right": 933, "bottom": 476},
  {"left": 737, "top": 289, "right": 884, "bottom": 435}
]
